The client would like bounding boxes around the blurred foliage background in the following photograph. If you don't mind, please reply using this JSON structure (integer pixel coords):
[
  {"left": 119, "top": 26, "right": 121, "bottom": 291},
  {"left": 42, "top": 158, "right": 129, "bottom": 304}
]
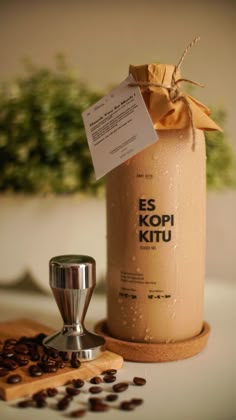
[{"left": 0, "top": 59, "right": 235, "bottom": 195}]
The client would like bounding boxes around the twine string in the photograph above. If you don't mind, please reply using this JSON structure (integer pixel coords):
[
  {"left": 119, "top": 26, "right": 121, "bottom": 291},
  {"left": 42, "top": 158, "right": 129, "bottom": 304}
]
[{"left": 129, "top": 36, "right": 203, "bottom": 150}]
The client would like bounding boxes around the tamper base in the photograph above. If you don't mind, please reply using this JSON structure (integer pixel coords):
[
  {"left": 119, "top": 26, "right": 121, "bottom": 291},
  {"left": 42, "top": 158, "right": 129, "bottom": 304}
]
[{"left": 43, "top": 328, "right": 105, "bottom": 361}]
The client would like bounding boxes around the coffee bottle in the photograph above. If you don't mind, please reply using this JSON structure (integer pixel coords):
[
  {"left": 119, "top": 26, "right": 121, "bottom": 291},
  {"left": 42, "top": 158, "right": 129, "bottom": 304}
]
[{"left": 106, "top": 62, "right": 221, "bottom": 343}]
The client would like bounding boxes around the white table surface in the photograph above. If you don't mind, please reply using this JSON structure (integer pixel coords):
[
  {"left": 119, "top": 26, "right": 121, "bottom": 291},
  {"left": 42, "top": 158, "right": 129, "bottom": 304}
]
[{"left": 0, "top": 281, "right": 235, "bottom": 420}]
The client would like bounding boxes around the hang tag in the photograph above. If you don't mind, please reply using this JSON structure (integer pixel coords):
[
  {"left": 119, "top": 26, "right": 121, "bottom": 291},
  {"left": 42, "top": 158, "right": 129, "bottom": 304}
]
[{"left": 82, "top": 74, "right": 158, "bottom": 179}]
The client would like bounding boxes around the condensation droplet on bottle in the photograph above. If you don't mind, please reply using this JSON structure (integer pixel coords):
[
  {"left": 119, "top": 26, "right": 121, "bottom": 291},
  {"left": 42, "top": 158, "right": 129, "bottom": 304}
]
[
  {"left": 140, "top": 194, "right": 146, "bottom": 199},
  {"left": 179, "top": 134, "right": 183, "bottom": 140},
  {"left": 132, "top": 318, "right": 136, "bottom": 322},
  {"left": 139, "top": 314, "right": 143, "bottom": 319},
  {"left": 132, "top": 324, "right": 135, "bottom": 328},
  {"left": 171, "top": 312, "right": 176, "bottom": 319},
  {"left": 152, "top": 154, "right": 158, "bottom": 161},
  {"left": 131, "top": 336, "right": 135, "bottom": 341},
  {"left": 132, "top": 256, "right": 136, "bottom": 262},
  {"left": 122, "top": 320, "right": 127, "bottom": 325},
  {"left": 118, "top": 298, "right": 122, "bottom": 304},
  {"left": 136, "top": 267, "right": 141, "bottom": 273},
  {"left": 144, "top": 335, "right": 149, "bottom": 341}
]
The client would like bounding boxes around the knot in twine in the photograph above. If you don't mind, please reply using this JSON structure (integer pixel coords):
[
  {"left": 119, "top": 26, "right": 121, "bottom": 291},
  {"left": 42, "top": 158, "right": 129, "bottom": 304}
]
[{"left": 129, "top": 36, "right": 204, "bottom": 150}]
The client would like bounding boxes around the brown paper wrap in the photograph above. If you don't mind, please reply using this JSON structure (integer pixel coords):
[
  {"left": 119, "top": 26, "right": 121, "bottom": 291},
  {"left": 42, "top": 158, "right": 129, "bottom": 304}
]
[{"left": 129, "top": 63, "right": 222, "bottom": 132}]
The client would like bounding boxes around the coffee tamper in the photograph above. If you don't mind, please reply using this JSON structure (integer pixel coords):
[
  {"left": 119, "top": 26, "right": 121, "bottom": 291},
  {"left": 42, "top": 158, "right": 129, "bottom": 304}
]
[{"left": 43, "top": 255, "right": 105, "bottom": 361}]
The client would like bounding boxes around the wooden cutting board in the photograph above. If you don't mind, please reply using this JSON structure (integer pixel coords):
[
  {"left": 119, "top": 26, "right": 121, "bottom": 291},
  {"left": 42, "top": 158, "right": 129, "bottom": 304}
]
[{"left": 0, "top": 318, "right": 123, "bottom": 401}]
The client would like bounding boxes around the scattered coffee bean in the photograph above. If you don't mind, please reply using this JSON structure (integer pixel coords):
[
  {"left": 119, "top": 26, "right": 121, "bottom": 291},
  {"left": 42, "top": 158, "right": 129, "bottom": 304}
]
[
  {"left": 34, "top": 333, "right": 47, "bottom": 345},
  {"left": 105, "top": 393, "right": 118, "bottom": 402},
  {"left": 56, "top": 360, "right": 65, "bottom": 369},
  {"left": 103, "top": 374, "right": 116, "bottom": 383},
  {"left": 89, "top": 386, "right": 103, "bottom": 394},
  {"left": 3, "top": 358, "right": 18, "bottom": 370},
  {"left": 89, "top": 397, "right": 102, "bottom": 404},
  {"left": 90, "top": 401, "right": 109, "bottom": 412},
  {"left": 2, "top": 350, "right": 14, "bottom": 358},
  {"left": 120, "top": 400, "right": 136, "bottom": 411},
  {"left": 133, "top": 376, "right": 146, "bottom": 386},
  {"left": 14, "top": 354, "right": 29, "bottom": 366},
  {"left": 131, "top": 398, "right": 144, "bottom": 406},
  {"left": 32, "top": 390, "right": 47, "bottom": 401},
  {"left": 30, "top": 352, "right": 40, "bottom": 362},
  {"left": 5, "top": 338, "right": 17, "bottom": 345},
  {"left": 6, "top": 374, "right": 22, "bottom": 384},
  {"left": 0, "top": 367, "right": 8, "bottom": 377},
  {"left": 14, "top": 344, "right": 29, "bottom": 355},
  {"left": 72, "top": 378, "right": 85, "bottom": 388},
  {"left": 102, "top": 369, "right": 117, "bottom": 375},
  {"left": 90, "top": 376, "right": 102, "bottom": 384},
  {"left": 113, "top": 382, "right": 129, "bottom": 393},
  {"left": 42, "top": 364, "right": 58, "bottom": 373},
  {"left": 66, "top": 387, "right": 80, "bottom": 396},
  {"left": 46, "top": 387, "right": 58, "bottom": 397},
  {"left": 18, "top": 400, "right": 32, "bottom": 408},
  {"left": 28, "top": 365, "right": 43, "bottom": 377},
  {"left": 70, "top": 409, "right": 87, "bottom": 418},
  {"left": 57, "top": 396, "right": 71, "bottom": 411},
  {"left": 35, "top": 398, "right": 47, "bottom": 408},
  {"left": 70, "top": 353, "right": 81, "bottom": 369}
]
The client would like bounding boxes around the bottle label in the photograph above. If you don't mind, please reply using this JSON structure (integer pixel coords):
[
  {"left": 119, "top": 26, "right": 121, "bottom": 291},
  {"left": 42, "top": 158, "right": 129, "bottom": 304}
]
[
  {"left": 138, "top": 198, "right": 174, "bottom": 245},
  {"left": 82, "top": 74, "right": 158, "bottom": 179}
]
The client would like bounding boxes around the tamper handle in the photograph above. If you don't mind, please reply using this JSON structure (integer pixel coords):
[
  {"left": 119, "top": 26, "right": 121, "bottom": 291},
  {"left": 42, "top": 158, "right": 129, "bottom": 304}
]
[{"left": 50, "top": 255, "right": 95, "bottom": 289}]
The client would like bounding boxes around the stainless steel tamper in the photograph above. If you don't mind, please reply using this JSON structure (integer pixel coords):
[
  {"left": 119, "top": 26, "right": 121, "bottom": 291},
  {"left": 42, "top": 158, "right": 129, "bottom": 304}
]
[{"left": 43, "top": 255, "right": 105, "bottom": 361}]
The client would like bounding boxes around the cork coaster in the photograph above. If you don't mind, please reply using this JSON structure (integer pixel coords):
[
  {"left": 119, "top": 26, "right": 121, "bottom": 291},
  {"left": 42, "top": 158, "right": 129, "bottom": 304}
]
[{"left": 94, "top": 320, "right": 210, "bottom": 362}]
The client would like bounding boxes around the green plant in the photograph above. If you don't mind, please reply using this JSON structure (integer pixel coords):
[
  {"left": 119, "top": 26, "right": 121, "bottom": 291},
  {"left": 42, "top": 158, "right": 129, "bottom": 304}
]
[
  {"left": 205, "top": 107, "right": 236, "bottom": 190},
  {"left": 0, "top": 59, "right": 104, "bottom": 195},
  {"left": 0, "top": 61, "right": 235, "bottom": 194}
]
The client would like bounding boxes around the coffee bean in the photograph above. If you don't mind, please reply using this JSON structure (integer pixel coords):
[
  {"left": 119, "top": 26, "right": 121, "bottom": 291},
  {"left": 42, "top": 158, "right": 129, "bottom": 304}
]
[
  {"left": 113, "top": 382, "right": 129, "bottom": 393},
  {"left": 70, "top": 353, "right": 81, "bottom": 369},
  {"left": 102, "top": 369, "right": 117, "bottom": 375},
  {"left": 2, "top": 350, "right": 15, "bottom": 358},
  {"left": 45, "top": 348, "right": 59, "bottom": 359},
  {"left": 89, "top": 397, "right": 102, "bottom": 405},
  {"left": 3, "top": 359, "right": 18, "bottom": 370},
  {"left": 34, "top": 333, "right": 47, "bottom": 345},
  {"left": 90, "top": 376, "right": 102, "bottom": 384},
  {"left": 14, "top": 344, "right": 29, "bottom": 355},
  {"left": 42, "top": 364, "right": 57, "bottom": 373},
  {"left": 90, "top": 401, "right": 109, "bottom": 412},
  {"left": 5, "top": 339, "right": 17, "bottom": 345},
  {"left": 18, "top": 399, "right": 32, "bottom": 408},
  {"left": 14, "top": 354, "right": 29, "bottom": 366},
  {"left": 28, "top": 365, "right": 43, "bottom": 377},
  {"left": 0, "top": 367, "right": 8, "bottom": 377},
  {"left": 55, "top": 360, "right": 65, "bottom": 369},
  {"left": 131, "top": 398, "right": 144, "bottom": 406},
  {"left": 105, "top": 393, "right": 118, "bottom": 402},
  {"left": 6, "top": 374, "right": 22, "bottom": 384},
  {"left": 120, "top": 401, "right": 136, "bottom": 411},
  {"left": 66, "top": 387, "right": 80, "bottom": 396},
  {"left": 89, "top": 386, "right": 103, "bottom": 394},
  {"left": 46, "top": 387, "right": 58, "bottom": 397},
  {"left": 133, "top": 376, "right": 146, "bottom": 386},
  {"left": 70, "top": 409, "right": 87, "bottom": 418},
  {"left": 57, "top": 396, "right": 71, "bottom": 411},
  {"left": 30, "top": 352, "right": 40, "bottom": 362},
  {"left": 72, "top": 378, "right": 85, "bottom": 388},
  {"left": 103, "top": 374, "right": 116, "bottom": 383},
  {"left": 32, "top": 390, "right": 47, "bottom": 401},
  {"left": 35, "top": 398, "right": 47, "bottom": 408}
]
